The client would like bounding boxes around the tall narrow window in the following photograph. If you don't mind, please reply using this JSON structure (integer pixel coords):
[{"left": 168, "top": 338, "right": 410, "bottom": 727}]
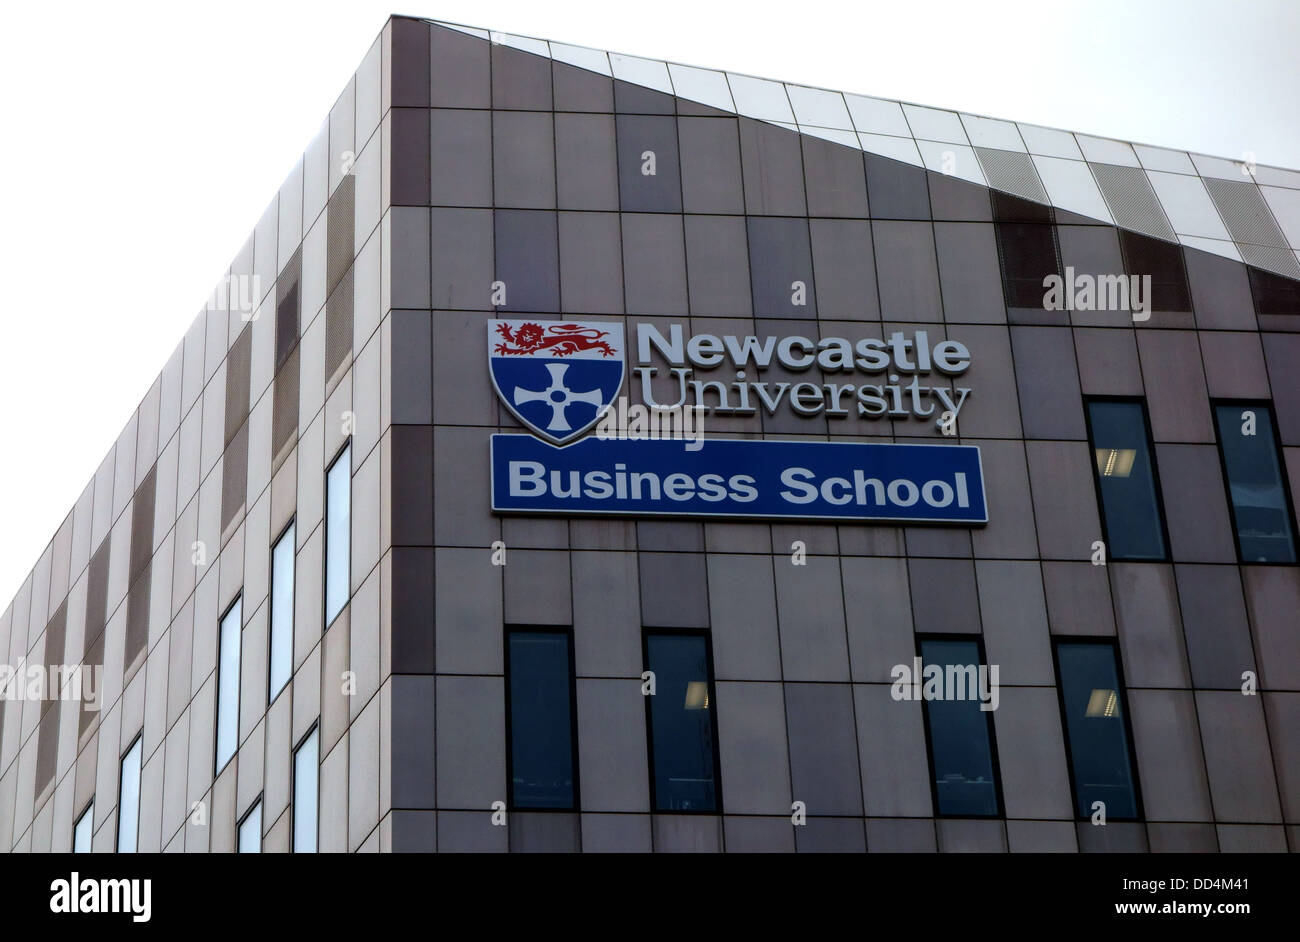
[
  {"left": 325, "top": 444, "right": 351, "bottom": 626},
  {"left": 238, "top": 800, "right": 263, "bottom": 853},
  {"left": 1054, "top": 640, "right": 1141, "bottom": 821},
  {"left": 506, "top": 629, "right": 578, "bottom": 810},
  {"left": 293, "top": 726, "right": 319, "bottom": 853},
  {"left": 1119, "top": 230, "right": 1190, "bottom": 312},
  {"left": 1214, "top": 402, "right": 1297, "bottom": 563},
  {"left": 1085, "top": 399, "right": 1167, "bottom": 560},
  {"left": 644, "top": 632, "right": 720, "bottom": 813},
  {"left": 992, "top": 192, "right": 1061, "bottom": 309},
  {"left": 117, "top": 736, "right": 142, "bottom": 853},
  {"left": 215, "top": 597, "right": 242, "bottom": 773},
  {"left": 918, "top": 637, "right": 1002, "bottom": 817},
  {"left": 269, "top": 522, "right": 296, "bottom": 701},
  {"left": 73, "top": 800, "right": 94, "bottom": 853}
]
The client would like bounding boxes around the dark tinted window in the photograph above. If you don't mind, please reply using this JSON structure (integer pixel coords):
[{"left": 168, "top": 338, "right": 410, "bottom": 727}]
[
  {"left": 507, "top": 630, "right": 577, "bottom": 809},
  {"left": 919, "top": 638, "right": 1001, "bottom": 817},
  {"left": 995, "top": 222, "right": 1061, "bottom": 308},
  {"left": 645, "top": 632, "right": 719, "bottom": 813},
  {"left": 1249, "top": 266, "right": 1300, "bottom": 317},
  {"left": 1214, "top": 403, "right": 1297, "bottom": 563},
  {"left": 1118, "top": 230, "right": 1190, "bottom": 312},
  {"left": 992, "top": 191, "right": 1053, "bottom": 224},
  {"left": 993, "top": 192, "right": 1059, "bottom": 308},
  {"left": 1086, "top": 399, "right": 1167, "bottom": 560},
  {"left": 1055, "top": 641, "right": 1140, "bottom": 820}
]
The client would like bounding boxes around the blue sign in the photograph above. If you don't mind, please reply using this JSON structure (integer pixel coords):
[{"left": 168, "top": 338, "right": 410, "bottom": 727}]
[
  {"left": 491, "top": 434, "right": 987, "bottom": 525},
  {"left": 488, "top": 319, "right": 625, "bottom": 444}
]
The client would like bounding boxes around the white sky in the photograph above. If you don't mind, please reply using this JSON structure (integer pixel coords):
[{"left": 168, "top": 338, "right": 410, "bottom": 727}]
[{"left": 1, "top": 0, "right": 1298, "bottom": 608}]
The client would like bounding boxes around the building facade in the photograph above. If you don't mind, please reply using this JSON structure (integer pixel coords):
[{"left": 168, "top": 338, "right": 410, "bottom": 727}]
[{"left": 1, "top": 15, "right": 1299, "bottom": 853}]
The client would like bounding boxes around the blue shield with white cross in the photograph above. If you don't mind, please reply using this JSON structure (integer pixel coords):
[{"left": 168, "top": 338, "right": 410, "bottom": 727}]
[{"left": 488, "top": 319, "right": 625, "bottom": 445}]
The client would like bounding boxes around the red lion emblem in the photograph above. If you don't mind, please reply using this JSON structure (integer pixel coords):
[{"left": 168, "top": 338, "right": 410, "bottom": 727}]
[{"left": 494, "top": 322, "right": 617, "bottom": 358}]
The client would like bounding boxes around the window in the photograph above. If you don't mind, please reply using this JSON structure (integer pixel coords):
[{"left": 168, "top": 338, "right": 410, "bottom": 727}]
[
  {"left": 116, "top": 736, "right": 142, "bottom": 853},
  {"left": 1118, "top": 230, "right": 1190, "bottom": 312},
  {"left": 238, "top": 800, "right": 262, "bottom": 853},
  {"left": 644, "top": 632, "right": 720, "bottom": 813},
  {"left": 1085, "top": 399, "right": 1167, "bottom": 560},
  {"left": 325, "top": 444, "right": 351, "bottom": 626},
  {"left": 1214, "top": 402, "right": 1297, "bottom": 563},
  {"left": 215, "top": 596, "right": 242, "bottom": 773},
  {"left": 73, "top": 800, "right": 94, "bottom": 853},
  {"left": 918, "top": 637, "right": 1002, "bottom": 817},
  {"left": 269, "top": 522, "right": 296, "bottom": 701},
  {"left": 992, "top": 192, "right": 1061, "bottom": 309},
  {"left": 1248, "top": 266, "right": 1300, "bottom": 317},
  {"left": 293, "top": 726, "right": 319, "bottom": 853},
  {"left": 506, "top": 629, "right": 578, "bottom": 810},
  {"left": 1054, "top": 640, "right": 1141, "bottom": 821}
]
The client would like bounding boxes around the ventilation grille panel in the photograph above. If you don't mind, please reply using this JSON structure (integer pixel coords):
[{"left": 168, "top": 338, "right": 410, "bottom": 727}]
[
  {"left": 35, "top": 600, "right": 67, "bottom": 795},
  {"left": 1203, "top": 177, "right": 1289, "bottom": 248},
  {"left": 325, "top": 265, "right": 355, "bottom": 384},
  {"left": 273, "top": 347, "right": 301, "bottom": 461},
  {"left": 1090, "top": 163, "right": 1176, "bottom": 241},
  {"left": 221, "top": 421, "right": 249, "bottom": 537},
  {"left": 974, "top": 147, "right": 1049, "bottom": 204},
  {"left": 224, "top": 327, "right": 252, "bottom": 446}
]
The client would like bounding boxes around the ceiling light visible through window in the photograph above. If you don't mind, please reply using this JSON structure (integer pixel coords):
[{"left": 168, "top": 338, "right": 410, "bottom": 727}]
[
  {"left": 684, "top": 681, "right": 709, "bottom": 710},
  {"left": 1085, "top": 688, "right": 1119, "bottom": 718},
  {"left": 1095, "top": 448, "right": 1137, "bottom": 477}
]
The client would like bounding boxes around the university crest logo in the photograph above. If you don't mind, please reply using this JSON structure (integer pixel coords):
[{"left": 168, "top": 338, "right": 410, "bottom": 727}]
[{"left": 488, "top": 319, "right": 625, "bottom": 445}]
